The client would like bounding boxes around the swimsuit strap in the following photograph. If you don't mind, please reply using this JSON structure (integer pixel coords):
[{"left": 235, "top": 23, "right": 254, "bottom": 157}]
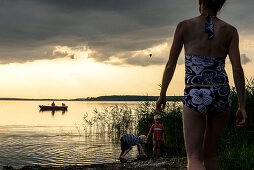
[{"left": 201, "top": 14, "right": 215, "bottom": 40}]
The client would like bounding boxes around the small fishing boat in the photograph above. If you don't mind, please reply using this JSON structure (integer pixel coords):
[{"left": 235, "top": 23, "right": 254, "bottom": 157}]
[{"left": 39, "top": 105, "right": 68, "bottom": 111}]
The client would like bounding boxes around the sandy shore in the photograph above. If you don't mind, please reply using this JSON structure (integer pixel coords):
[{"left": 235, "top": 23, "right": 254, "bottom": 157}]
[{"left": 3, "top": 157, "right": 187, "bottom": 170}]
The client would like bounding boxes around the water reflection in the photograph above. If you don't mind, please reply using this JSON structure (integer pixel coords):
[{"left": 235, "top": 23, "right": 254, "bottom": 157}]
[
  {"left": 0, "top": 101, "right": 139, "bottom": 168},
  {"left": 39, "top": 109, "right": 66, "bottom": 116},
  {"left": 0, "top": 125, "right": 138, "bottom": 169}
]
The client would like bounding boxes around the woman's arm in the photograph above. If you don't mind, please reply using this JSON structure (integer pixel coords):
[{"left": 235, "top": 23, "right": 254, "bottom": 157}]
[
  {"left": 156, "top": 22, "right": 184, "bottom": 112},
  {"left": 228, "top": 27, "right": 247, "bottom": 127}
]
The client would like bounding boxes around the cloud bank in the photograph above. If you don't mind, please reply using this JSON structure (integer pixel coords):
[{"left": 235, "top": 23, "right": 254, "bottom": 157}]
[{"left": 0, "top": 0, "right": 253, "bottom": 66}]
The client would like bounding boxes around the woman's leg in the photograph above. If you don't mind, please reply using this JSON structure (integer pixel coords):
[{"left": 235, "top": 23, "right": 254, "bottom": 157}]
[
  {"left": 203, "top": 108, "right": 230, "bottom": 170},
  {"left": 183, "top": 105, "right": 206, "bottom": 170}
]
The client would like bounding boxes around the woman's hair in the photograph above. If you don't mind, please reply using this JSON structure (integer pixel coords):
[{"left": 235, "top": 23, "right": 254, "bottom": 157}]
[{"left": 202, "top": 0, "right": 227, "bottom": 14}]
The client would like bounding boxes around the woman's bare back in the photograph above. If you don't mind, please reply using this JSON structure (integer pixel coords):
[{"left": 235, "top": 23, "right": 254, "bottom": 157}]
[{"left": 182, "top": 16, "right": 235, "bottom": 59}]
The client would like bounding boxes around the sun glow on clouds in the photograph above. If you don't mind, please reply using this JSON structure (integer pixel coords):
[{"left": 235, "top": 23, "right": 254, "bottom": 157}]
[
  {"left": 136, "top": 42, "right": 169, "bottom": 56},
  {"left": 52, "top": 45, "right": 92, "bottom": 60},
  {"left": 0, "top": 45, "right": 117, "bottom": 98},
  {"left": 106, "top": 42, "right": 169, "bottom": 66},
  {"left": 0, "top": 45, "right": 171, "bottom": 99},
  {"left": 133, "top": 42, "right": 169, "bottom": 62}
]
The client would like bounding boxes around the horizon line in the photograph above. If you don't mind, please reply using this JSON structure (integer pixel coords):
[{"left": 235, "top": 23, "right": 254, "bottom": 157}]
[{"left": 0, "top": 95, "right": 183, "bottom": 101}]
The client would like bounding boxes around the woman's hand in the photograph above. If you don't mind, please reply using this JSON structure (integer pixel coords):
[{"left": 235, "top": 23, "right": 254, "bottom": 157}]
[
  {"left": 156, "top": 96, "right": 167, "bottom": 113},
  {"left": 236, "top": 107, "right": 247, "bottom": 128}
]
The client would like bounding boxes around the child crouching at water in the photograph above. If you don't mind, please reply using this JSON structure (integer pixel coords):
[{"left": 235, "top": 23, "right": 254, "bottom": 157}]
[
  {"left": 119, "top": 134, "right": 147, "bottom": 162},
  {"left": 147, "top": 115, "right": 165, "bottom": 157}
]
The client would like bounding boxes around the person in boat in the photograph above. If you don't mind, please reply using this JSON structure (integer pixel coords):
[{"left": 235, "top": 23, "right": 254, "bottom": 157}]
[
  {"left": 51, "top": 101, "right": 55, "bottom": 106},
  {"left": 62, "top": 103, "right": 65, "bottom": 106},
  {"left": 156, "top": 0, "right": 247, "bottom": 169}
]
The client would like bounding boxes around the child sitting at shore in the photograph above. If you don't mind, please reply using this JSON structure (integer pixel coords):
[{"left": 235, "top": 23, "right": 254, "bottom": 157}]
[
  {"left": 119, "top": 134, "right": 147, "bottom": 162},
  {"left": 147, "top": 115, "right": 165, "bottom": 157}
]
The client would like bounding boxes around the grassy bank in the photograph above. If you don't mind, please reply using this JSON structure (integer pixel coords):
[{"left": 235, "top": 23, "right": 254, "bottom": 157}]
[
  {"left": 83, "top": 79, "right": 254, "bottom": 170},
  {"left": 216, "top": 79, "right": 254, "bottom": 170}
]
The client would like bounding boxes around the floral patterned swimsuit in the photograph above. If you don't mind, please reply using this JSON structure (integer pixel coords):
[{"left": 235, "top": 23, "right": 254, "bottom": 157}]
[
  {"left": 183, "top": 14, "right": 231, "bottom": 115},
  {"left": 183, "top": 55, "right": 231, "bottom": 114}
]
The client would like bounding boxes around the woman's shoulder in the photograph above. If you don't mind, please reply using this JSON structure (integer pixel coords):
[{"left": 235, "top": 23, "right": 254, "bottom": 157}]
[
  {"left": 175, "top": 17, "right": 201, "bottom": 31},
  {"left": 177, "top": 17, "right": 237, "bottom": 34},
  {"left": 216, "top": 18, "right": 238, "bottom": 37},
  {"left": 178, "top": 16, "right": 200, "bottom": 25},
  {"left": 216, "top": 18, "right": 236, "bottom": 30}
]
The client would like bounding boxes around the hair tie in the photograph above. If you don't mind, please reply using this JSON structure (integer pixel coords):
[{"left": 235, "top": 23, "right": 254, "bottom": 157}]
[{"left": 202, "top": 14, "right": 214, "bottom": 40}]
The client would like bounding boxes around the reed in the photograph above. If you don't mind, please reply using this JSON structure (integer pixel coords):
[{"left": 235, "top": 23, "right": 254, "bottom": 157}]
[{"left": 83, "top": 105, "right": 137, "bottom": 140}]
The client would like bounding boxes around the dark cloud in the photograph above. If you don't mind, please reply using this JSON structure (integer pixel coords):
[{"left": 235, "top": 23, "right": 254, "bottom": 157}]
[
  {"left": 221, "top": 1, "right": 254, "bottom": 31},
  {"left": 241, "top": 54, "right": 252, "bottom": 65},
  {"left": 0, "top": 46, "right": 54, "bottom": 64},
  {"left": 0, "top": 0, "right": 196, "bottom": 65},
  {"left": 0, "top": 0, "right": 253, "bottom": 66}
]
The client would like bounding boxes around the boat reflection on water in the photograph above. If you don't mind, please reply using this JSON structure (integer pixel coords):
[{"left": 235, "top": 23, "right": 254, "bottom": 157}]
[{"left": 39, "top": 102, "right": 68, "bottom": 116}]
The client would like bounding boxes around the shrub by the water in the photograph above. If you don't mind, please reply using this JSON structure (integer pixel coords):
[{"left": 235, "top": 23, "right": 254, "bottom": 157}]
[
  {"left": 135, "top": 101, "right": 185, "bottom": 157},
  {"left": 136, "top": 79, "right": 254, "bottom": 169}
]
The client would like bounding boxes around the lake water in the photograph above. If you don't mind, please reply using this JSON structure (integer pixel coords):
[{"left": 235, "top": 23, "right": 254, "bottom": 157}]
[{"left": 0, "top": 100, "right": 141, "bottom": 168}]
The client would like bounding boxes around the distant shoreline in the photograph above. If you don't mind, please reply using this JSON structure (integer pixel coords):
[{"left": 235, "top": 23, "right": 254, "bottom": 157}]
[{"left": 0, "top": 95, "right": 183, "bottom": 102}]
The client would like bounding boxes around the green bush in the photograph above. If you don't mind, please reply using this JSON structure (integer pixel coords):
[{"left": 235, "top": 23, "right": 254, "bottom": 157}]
[
  {"left": 136, "top": 101, "right": 185, "bottom": 157},
  {"left": 217, "top": 78, "right": 254, "bottom": 169},
  {"left": 217, "top": 142, "right": 254, "bottom": 170},
  {"left": 136, "top": 79, "right": 254, "bottom": 168}
]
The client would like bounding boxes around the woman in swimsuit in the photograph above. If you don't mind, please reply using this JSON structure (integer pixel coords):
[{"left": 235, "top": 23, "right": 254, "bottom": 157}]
[{"left": 156, "top": 0, "right": 247, "bottom": 170}]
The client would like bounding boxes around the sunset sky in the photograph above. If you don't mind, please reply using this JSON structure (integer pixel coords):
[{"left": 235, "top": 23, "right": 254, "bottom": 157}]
[{"left": 0, "top": 0, "right": 253, "bottom": 99}]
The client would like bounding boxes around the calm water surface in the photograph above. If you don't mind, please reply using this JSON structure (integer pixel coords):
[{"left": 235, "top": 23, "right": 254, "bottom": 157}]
[{"left": 0, "top": 100, "right": 140, "bottom": 168}]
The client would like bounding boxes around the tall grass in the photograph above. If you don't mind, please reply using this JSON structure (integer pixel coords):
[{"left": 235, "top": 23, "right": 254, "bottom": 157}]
[{"left": 83, "top": 105, "right": 137, "bottom": 140}]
